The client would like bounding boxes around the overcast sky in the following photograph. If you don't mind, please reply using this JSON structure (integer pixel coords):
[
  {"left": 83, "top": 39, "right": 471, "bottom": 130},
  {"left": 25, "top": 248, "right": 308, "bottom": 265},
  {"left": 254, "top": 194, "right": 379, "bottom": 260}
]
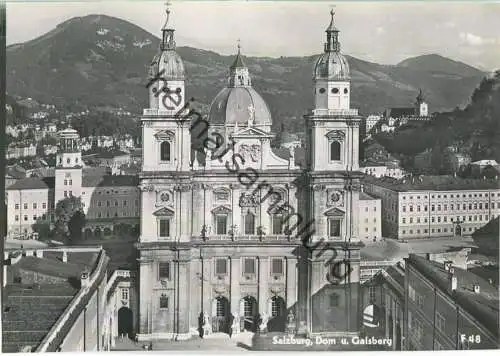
[{"left": 6, "top": 0, "right": 500, "bottom": 70}]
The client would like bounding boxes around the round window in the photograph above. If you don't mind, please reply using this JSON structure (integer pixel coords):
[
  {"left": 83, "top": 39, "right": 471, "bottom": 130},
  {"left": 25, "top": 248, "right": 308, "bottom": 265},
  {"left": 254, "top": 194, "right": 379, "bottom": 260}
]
[
  {"left": 176, "top": 87, "right": 182, "bottom": 94},
  {"left": 344, "top": 88, "right": 348, "bottom": 94},
  {"left": 160, "top": 192, "right": 170, "bottom": 202},
  {"left": 332, "top": 88, "right": 339, "bottom": 94},
  {"left": 319, "top": 88, "right": 326, "bottom": 94},
  {"left": 163, "top": 86, "right": 170, "bottom": 93}
]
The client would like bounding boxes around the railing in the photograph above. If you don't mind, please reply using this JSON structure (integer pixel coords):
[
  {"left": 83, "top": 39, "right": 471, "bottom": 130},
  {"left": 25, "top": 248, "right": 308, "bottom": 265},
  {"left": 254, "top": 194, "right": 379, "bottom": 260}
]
[
  {"left": 36, "top": 250, "right": 108, "bottom": 352},
  {"left": 312, "top": 108, "right": 359, "bottom": 116},
  {"left": 194, "top": 234, "right": 292, "bottom": 242}
]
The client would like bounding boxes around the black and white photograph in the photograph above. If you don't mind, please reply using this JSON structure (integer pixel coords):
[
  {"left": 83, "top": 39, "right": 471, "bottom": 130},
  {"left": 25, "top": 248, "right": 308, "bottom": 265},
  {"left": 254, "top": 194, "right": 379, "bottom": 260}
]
[{"left": 1, "top": 0, "right": 499, "bottom": 352}]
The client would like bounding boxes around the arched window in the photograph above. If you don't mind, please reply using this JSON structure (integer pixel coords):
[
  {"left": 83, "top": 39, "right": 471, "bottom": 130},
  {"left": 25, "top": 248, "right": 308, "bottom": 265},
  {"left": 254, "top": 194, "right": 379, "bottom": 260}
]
[
  {"left": 160, "top": 141, "right": 171, "bottom": 161},
  {"left": 330, "top": 141, "right": 341, "bottom": 161},
  {"left": 244, "top": 211, "right": 255, "bottom": 235}
]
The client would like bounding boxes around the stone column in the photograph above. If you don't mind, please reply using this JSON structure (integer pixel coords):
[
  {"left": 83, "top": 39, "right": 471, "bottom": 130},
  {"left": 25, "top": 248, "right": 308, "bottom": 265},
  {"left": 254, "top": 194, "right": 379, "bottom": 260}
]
[
  {"left": 230, "top": 257, "right": 240, "bottom": 314},
  {"left": 258, "top": 257, "right": 269, "bottom": 314}
]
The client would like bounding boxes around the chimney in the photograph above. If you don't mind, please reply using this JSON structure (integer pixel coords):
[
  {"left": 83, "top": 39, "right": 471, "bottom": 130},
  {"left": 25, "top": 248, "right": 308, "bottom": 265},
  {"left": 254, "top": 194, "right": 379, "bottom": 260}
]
[
  {"left": 62, "top": 251, "right": 68, "bottom": 263},
  {"left": 80, "top": 269, "right": 90, "bottom": 288},
  {"left": 444, "top": 261, "right": 452, "bottom": 271},
  {"left": 450, "top": 275, "right": 458, "bottom": 291},
  {"left": 473, "top": 284, "right": 480, "bottom": 294}
]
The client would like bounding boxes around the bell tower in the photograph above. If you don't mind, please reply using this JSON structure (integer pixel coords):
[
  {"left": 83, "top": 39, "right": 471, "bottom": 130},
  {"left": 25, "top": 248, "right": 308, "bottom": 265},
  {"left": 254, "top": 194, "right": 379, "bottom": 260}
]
[
  {"left": 300, "top": 9, "right": 363, "bottom": 337},
  {"left": 54, "top": 126, "right": 83, "bottom": 204},
  {"left": 142, "top": 2, "right": 191, "bottom": 172}
]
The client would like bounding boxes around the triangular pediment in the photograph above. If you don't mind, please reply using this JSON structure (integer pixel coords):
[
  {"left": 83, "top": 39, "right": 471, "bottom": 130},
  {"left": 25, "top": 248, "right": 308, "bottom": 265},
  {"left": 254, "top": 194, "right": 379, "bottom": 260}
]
[
  {"left": 231, "top": 127, "right": 273, "bottom": 138},
  {"left": 212, "top": 205, "right": 232, "bottom": 214},
  {"left": 153, "top": 207, "right": 175, "bottom": 216},
  {"left": 324, "top": 207, "right": 345, "bottom": 217},
  {"left": 154, "top": 130, "right": 175, "bottom": 141}
]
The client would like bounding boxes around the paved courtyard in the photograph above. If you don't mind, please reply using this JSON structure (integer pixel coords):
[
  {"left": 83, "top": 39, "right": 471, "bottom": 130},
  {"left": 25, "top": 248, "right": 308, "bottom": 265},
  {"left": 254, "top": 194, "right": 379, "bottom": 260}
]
[{"left": 113, "top": 332, "right": 254, "bottom": 351}]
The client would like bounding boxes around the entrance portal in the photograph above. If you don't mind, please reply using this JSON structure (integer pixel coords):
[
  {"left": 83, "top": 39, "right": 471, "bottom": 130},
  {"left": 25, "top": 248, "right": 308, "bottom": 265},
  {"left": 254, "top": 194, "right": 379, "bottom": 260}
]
[
  {"left": 241, "top": 296, "right": 258, "bottom": 332},
  {"left": 212, "top": 296, "right": 230, "bottom": 333},
  {"left": 454, "top": 224, "right": 462, "bottom": 237},
  {"left": 117, "top": 307, "right": 133, "bottom": 338},
  {"left": 268, "top": 296, "right": 286, "bottom": 332}
]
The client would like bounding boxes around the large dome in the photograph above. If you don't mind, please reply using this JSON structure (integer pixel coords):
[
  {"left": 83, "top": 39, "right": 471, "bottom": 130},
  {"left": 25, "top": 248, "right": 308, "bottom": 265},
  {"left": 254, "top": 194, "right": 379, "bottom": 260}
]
[
  {"left": 149, "top": 50, "right": 185, "bottom": 80},
  {"left": 208, "top": 87, "right": 272, "bottom": 126},
  {"left": 314, "top": 51, "right": 350, "bottom": 80}
]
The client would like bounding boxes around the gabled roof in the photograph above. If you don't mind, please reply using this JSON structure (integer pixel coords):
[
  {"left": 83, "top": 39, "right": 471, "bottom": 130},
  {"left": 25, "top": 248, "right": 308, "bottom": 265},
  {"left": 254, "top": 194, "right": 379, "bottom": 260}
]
[{"left": 6, "top": 177, "right": 55, "bottom": 191}]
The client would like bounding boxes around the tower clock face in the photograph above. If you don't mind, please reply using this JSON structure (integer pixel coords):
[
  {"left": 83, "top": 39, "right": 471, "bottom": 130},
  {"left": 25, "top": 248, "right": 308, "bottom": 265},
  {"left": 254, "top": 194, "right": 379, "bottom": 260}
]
[{"left": 160, "top": 87, "right": 183, "bottom": 111}]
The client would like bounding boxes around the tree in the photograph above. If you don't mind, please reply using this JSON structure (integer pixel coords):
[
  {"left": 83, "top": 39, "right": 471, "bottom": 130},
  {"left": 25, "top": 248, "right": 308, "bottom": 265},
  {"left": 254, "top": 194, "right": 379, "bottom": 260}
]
[
  {"left": 54, "top": 196, "right": 86, "bottom": 244},
  {"left": 31, "top": 219, "right": 51, "bottom": 241}
]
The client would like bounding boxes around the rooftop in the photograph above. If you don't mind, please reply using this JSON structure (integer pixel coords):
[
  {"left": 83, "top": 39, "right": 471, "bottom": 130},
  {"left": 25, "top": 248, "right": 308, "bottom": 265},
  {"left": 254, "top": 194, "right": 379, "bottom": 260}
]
[
  {"left": 359, "top": 192, "right": 378, "bottom": 201},
  {"left": 2, "top": 249, "right": 101, "bottom": 352},
  {"left": 82, "top": 174, "right": 139, "bottom": 187},
  {"left": 408, "top": 254, "right": 499, "bottom": 336},
  {"left": 97, "top": 150, "right": 130, "bottom": 159},
  {"left": 6, "top": 177, "right": 55, "bottom": 191},
  {"left": 363, "top": 174, "right": 500, "bottom": 192}
]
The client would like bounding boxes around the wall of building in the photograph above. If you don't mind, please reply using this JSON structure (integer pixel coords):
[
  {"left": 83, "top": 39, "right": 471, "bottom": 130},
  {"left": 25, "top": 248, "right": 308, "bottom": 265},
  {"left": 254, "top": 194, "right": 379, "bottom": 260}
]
[
  {"left": 405, "top": 263, "right": 498, "bottom": 350},
  {"left": 358, "top": 197, "right": 382, "bottom": 243},
  {"left": 6, "top": 188, "right": 54, "bottom": 238}
]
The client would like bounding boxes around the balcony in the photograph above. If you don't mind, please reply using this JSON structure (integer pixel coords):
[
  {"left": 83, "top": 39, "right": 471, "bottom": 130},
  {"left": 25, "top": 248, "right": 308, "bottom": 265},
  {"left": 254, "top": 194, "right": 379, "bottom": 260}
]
[
  {"left": 312, "top": 108, "right": 359, "bottom": 116},
  {"left": 193, "top": 234, "right": 294, "bottom": 242}
]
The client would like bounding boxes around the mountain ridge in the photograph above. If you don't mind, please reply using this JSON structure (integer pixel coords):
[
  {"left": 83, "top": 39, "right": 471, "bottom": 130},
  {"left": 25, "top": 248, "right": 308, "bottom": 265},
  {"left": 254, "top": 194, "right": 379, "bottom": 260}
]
[{"left": 6, "top": 14, "right": 488, "bottom": 132}]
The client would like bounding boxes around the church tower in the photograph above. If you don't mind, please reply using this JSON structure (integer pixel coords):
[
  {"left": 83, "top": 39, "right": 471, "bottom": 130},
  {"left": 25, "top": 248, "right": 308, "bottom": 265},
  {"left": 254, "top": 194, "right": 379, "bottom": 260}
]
[
  {"left": 415, "top": 88, "right": 428, "bottom": 117},
  {"left": 54, "top": 126, "right": 83, "bottom": 205},
  {"left": 301, "top": 10, "right": 363, "bottom": 336},
  {"left": 142, "top": 4, "right": 190, "bottom": 172}
]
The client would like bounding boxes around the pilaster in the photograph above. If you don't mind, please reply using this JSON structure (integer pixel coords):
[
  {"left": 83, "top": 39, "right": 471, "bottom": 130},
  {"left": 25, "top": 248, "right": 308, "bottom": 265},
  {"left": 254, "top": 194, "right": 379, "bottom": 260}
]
[
  {"left": 258, "top": 257, "right": 269, "bottom": 314},
  {"left": 230, "top": 257, "right": 240, "bottom": 314}
]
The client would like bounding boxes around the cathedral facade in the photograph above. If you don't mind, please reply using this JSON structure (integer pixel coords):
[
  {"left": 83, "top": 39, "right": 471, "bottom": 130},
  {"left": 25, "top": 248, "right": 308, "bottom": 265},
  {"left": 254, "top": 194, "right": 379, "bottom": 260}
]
[{"left": 136, "top": 8, "right": 364, "bottom": 340}]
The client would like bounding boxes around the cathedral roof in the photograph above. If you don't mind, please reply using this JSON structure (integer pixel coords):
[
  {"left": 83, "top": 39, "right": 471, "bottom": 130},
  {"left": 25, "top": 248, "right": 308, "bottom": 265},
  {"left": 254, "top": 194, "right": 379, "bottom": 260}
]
[
  {"left": 208, "top": 87, "right": 272, "bottom": 126},
  {"left": 313, "top": 10, "right": 350, "bottom": 80}
]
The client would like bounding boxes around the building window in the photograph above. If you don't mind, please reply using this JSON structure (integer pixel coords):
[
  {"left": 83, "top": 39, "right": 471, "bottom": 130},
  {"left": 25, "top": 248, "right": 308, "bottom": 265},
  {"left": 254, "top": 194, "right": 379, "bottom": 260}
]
[
  {"left": 42, "top": 203, "right": 46, "bottom": 209},
  {"left": 271, "top": 258, "right": 283, "bottom": 276},
  {"left": 158, "top": 219, "right": 170, "bottom": 238},
  {"left": 215, "top": 258, "right": 227, "bottom": 275},
  {"left": 424, "top": 206, "right": 428, "bottom": 212},
  {"left": 328, "top": 219, "right": 341, "bottom": 238},
  {"left": 107, "top": 201, "right": 110, "bottom": 207},
  {"left": 244, "top": 211, "right": 255, "bottom": 235},
  {"left": 417, "top": 205, "right": 421, "bottom": 212},
  {"left": 24, "top": 203, "right": 28, "bottom": 209},
  {"left": 436, "top": 312, "right": 446, "bottom": 332},
  {"left": 272, "top": 214, "right": 283, "bottom": 235},
  {"left": 69, "top": 191, "right": 73, "bottom": 197},
  {"left": 32, "top": 203, "right": 37, "bottom": 209},
  {"left": 402, "top": 206, "right": 406, "bottom": 213},
  {"left": 243, "top": 258, "right": 256, "bottom": 275},
  {"left": 24, "top": 215, "right": 28, "bottom": 221},
  {"left": 160, "top": 294, "right": 169, "bottom": 309},
  {"left": 160, "top": 141, "right": 171, "bottom": 161},
  {"left": 330, "top": 141, "right": 341, "bottom": 161},
  {"left": 121, "top": 288, "right": 129, "bottom": 300},
  {"left": 158, "top": 262, "right": 171, "bottom": 280},
  {"left": 33, "top": 215, "right": 37, "bottom": 221},
  {"left": 64, "top": 180, "right": 67, "bottom": 186},
  {"left": 408, "top": 284, "right": 416, "bottom": 302},
  {"left": 216, "top": 215, "right": 228, "bottom": 235},
  {"left": 15, "top": 215, "right": 19, "bottom": 221},
  {"left": 402, "top": 218, "right": 406, "bottom": 224},
  {"left": 123, "top": 200, "right": 127, "bottom": 206},
  {"left": 98, "top": 201, "right": 102, "bottom": 207},
  {"left": 15, "top": 204, "right": 19, "bottom": 210},
  {"left": 431, "top": 205, "right": 435, "bottom": 211},
  {"left": 330, "top": 293, "right": 339, "bottom": 307},
  {"left": 64, "top": 191, "right": 67, "bottom": 197}
]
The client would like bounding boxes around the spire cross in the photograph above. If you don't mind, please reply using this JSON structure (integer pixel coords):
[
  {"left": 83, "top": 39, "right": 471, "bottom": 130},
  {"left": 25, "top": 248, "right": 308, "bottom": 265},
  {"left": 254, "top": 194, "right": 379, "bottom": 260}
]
[
  {"left": 329, "top": 4, "right": 336, "bottom": 18},
  {"left": 237, "top": 38, "right": 241, "bottom": 54}
]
